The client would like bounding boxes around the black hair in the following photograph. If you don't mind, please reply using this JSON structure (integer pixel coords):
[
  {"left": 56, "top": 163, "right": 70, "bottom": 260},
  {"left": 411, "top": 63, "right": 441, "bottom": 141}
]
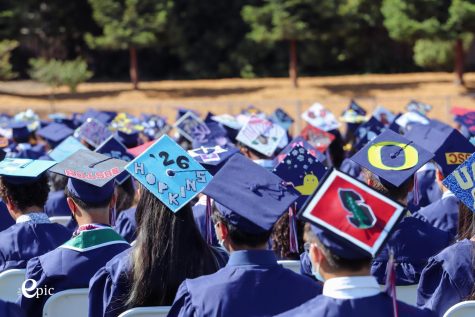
[
  {"left": 64, "top": 186, "right": 112, "bottom": 209},
  {"left": 238, "top": 142, "right": 269, "bottom": 160},
  {"left": 49, "top": 173, "right": 68, "bottom": 192},
  {"left": 362, "top": 168, "right": 413, "bottom": 203},
  {"left": 328, "top": 129, "right": 345, "bottom": 168},
  {"left": 115, "top": 178, "right": 135, "bottom": 213},
  {"left": 458, "top": 203, "right": 475, "bottom": 241},
  {"left": 0, "top": 174, "right": 50, "bottom": 211},
  {"left": 127, "top": 187, "right": 220, "bottom": 307},
  {"left": 271, "top": 212, "right": 305, "bottom": 260},
  {"left": 212, "top": 209, "right": 272, "bottom": 248}
]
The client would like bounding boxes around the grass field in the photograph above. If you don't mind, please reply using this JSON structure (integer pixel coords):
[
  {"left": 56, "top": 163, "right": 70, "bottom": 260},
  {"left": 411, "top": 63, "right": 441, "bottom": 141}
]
[{"left": 1, "top": 72, "right": 475, "bottom": 130}]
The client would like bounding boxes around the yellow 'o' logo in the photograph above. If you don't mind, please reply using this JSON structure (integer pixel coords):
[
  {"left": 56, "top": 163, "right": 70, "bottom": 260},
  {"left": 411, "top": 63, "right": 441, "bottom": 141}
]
[{"left": 367, "top": 141, "right": 419, "bottom": 170}]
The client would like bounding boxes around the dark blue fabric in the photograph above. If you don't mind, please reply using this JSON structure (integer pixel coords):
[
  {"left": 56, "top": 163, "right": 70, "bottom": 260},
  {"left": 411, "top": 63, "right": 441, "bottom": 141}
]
[
  {"left": 44, "top": 190, "right": 71, "bottom": 217},
  {"left": 0, "top": 300, "right": 23, "bottom": 317},
  {"left": 168, "top": 250, "right": 322, "bottom": 317},
  {"left": 114, "top": 207, "right": 137, "bottom": 243},
  {"left": 18, "top": 233, "right": 130, "bottom": 317},
  {"left": 339, "top": 158, "right": 362, "bottom": 179},
  {"left": 276, "top": 293, "right": 436, "bottom": 317},
  {"left": 407, "top": 169, "right": 440, "bottom": 212},
  {"left": 417, "top": 239, "right": 475, "bottom": 317},
  {"left": 371, "top": 217, "right": 452, "bottom": 285},
  {"left": 0, "top": 222, "right": 71, "bottom": 272},
  {"left": 192, "top": 203, "right": 218, "bottom": 246},
  {"left": 0, "top": 200, "right": 14, "bottom": 232}
]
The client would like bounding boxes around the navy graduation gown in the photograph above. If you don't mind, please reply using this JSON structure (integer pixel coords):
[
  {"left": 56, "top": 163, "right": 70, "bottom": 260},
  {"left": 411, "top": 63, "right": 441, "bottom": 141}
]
[
  {"left": 339, "top": 158, "right": 362, "bottom": 179},
  {"left": 192, "top": 203, "right": 218, "bottom": 246},
  {"left": 371, "top": 217, "right": 451, "bottom": 285},
  {"left": 0, "top": 222, "right": 71, "bottom": 272},
  {"left": 18, "top": 227, "right": 130, "bottom": 317},
  {"left": 0, "top": 300, "right": 23, "bottom": 317},
  {"left": 168, "top": 250, "right": 322, "bottom": 317},
  {"left": 275, "top": 293, "right": 436, "bottom": 317},
  {"left": 407, "top": 168, "right": 441, "bottom": 212},
  {"left": 44, "top": 190, "right": 71, "bottom": 217},
  {"left": 417, "top": 239, "right": 475, "bottom": 317},
  {"left": 0, "top": 201, "right": 14, "bottom": 232},
  {"left": 114, "top": 207, "right": 137, "bottom": 243},
  {"left": 412, "top": 193, "right": 459, "bottom": 239},
  {"left": 88, "top": 246, "right": 228, "bottom": 317}
]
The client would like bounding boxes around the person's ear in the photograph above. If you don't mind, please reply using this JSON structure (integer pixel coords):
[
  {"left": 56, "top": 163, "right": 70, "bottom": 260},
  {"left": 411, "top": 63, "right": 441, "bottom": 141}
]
[
  {"left": 4, "top": 195, "right": 15, "bottom": 211},
  {"left": 215, "top": 221, "right": 229, "bottom": 241},
  {"left": 66, "top": 197, "right": 79, "bottom": 217},
  {"left": 309, "top": 243, "right": 324, "bottom": 268},
  {"left": 436, "top": 168, "right": 444, "bottom": 183}
]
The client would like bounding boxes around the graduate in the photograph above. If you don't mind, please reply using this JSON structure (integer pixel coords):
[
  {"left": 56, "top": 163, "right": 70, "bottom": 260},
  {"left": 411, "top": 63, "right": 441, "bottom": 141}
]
[
  {"left": 0, "top": 158, "right": 71, "bottom": 272},
  {"left": 0, "top": 299, "right": 23, "bottom": 317},
  {"left": 0, "top": 200, "right": 14, "bottom": 232},
  {"left": 350, "top": 130, "right": 452, "bottom": 285},
  {"left": 275, "top": 169, "right": 435, "bottom": 316},
  {"left": 18, "top": 150, "right": 131, "bottom": 317},
  {"left": 88, "top": 136, "right": 228, "bottom": 317},
  {"left": 416, "top": 153, "right": 475, "bottom": 317},
  {"left": 43, "top": 173, "right": 71, "bottom": 217},
  {"left": 168, "top": 154, "right": 322, "bottom": 317},
  {"left": 6, "top": 122, "right": 45, "bottom": 159},
  {"left": 113, "top": 178, "right": 139, "bottom": 243}
]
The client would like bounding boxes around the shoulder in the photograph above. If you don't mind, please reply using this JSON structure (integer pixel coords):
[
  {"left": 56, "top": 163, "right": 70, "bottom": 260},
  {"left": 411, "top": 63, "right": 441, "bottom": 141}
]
[
  {"left": 274, "top": 296, "right": 326, "bottom": 316},
  {"left": 431, "top": 240, "right": 474, "bottom": 274}
]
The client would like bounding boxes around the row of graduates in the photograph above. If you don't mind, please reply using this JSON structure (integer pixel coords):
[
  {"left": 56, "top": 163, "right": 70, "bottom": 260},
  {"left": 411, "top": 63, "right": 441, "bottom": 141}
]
[{"left": 0, "top": 101, "right": 472, "bottom": 316}]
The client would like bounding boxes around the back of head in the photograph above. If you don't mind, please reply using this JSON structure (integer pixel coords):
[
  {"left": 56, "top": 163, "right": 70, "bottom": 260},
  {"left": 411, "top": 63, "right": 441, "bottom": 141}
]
[
  {"left": 363, "top": 168, "right": 413, "bottom": 203},
  {"left": 0, "top": 174, "right": 50, "bottom": 213},
  {"left": 115, "top": 178, "right": 136, "bottom": 213}
]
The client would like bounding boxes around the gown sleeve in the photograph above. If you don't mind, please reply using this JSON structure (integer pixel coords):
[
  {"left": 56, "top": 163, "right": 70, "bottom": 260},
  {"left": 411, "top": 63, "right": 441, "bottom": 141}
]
[
  {"left": 17, "top": 256, "right": 48, "bottom": 317},
  {"left": 89, "top": 266, "right": 129, "bottom": 317},
  {"left": 168, "top": 281, "right": 199, "bottom": 317}
]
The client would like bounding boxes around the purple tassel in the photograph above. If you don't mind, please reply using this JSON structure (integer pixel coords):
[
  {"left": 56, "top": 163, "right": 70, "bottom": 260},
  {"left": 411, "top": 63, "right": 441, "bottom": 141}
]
[
  {"left": 289, "top": 204, "right": 299, "bottom": 253},
  {"left": 205, "top": 196, "right": 213, "bottom": 245},
  {"left": 413, "top": 173, "right": 420, "bottom": 206}
]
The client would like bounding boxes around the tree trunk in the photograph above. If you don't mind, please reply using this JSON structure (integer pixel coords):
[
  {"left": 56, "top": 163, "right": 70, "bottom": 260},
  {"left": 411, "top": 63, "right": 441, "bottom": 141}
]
[
  {"left": 129, "top": 46, "right": 139, "bottom": 90},
  {"left": 289, "top": 39, "right": 298, "bottom": 88},
  {"left": 454, "top": 38, "right": 465, "bottom": 86}
]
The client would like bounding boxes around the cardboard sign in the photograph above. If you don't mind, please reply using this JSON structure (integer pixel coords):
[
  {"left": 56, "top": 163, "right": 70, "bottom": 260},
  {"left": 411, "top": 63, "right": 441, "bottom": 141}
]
[
  {"left": 443, "top": 152, "right": 475, "bottom": 212},
  {"left": 74, "top": 118, "right": 112, "bottom": 148},
  {"left": 48, "top": 136, "right": 88, "bottom": 162},
  {"left": 300, "top": 125, "right": 335, "bottom": 153},
  {"left": 236, "top": 117, "right": 286, "bottom": 157},
  {"left": 174, "top": 111, "right": 208, "bottom": 142},
  {"left": 125, "top": 135, "right": 212, "bottom": 212},
  {"left": 300, "top": 169, "right": 405, "bottom": 256},
  {"left": 301, "top": 103, "right": 340, "bottom": 131}
]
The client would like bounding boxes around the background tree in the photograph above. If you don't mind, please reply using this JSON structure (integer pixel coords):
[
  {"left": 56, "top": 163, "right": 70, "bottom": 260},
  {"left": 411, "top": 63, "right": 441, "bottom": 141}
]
[
  {"left": 85, "top": 0, "right": 172, "bottom": 89},
  {"left": 382, "top": 0, "right": 475, "bottom": 85},
  {"left": 242, "top": 0, "right": 314, "bottom": 88},
  {"left": 0, "top": 40, "right": 18, "bottom": 80}
]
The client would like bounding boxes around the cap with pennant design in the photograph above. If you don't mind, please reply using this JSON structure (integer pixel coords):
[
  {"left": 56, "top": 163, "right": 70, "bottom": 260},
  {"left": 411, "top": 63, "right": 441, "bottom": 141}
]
[{"left": 0, "top": 158, "right": 56, "bottom": 184}]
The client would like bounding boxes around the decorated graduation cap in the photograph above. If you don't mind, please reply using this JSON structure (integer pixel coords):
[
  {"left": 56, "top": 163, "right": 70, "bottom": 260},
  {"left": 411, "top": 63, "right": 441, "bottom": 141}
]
[
  {"left": 353, "top": 117, "right": 385, "bottom": 152},
  {"left": 0, "top": 158, "right": 56, "bottom": 184},
  {"left": 300, "top": 125, "right": 335, "bottom": 153},
  {"left": 406, "top": 100, "right": 432, "bottom": 116},
  {"left": 351, "top": 129, "right": 434, "bottom": 187},
  {"left": 49, "top": 149, "right": 127, "bottom": 204},
  {"left": 273, "top": 145, "right": 328, "bottom": 209},
  {"left": 188, "top": 144, "right": 239, "bottom": 175},
  {"left": 211, "top": 114, "right": 243, "bottom": 131},
  {"left": 116, "top": 130, "right": 140, "bottom": 148},
  {"left": 241, "top": 105, "right": 266, "bottom": 118},
  {"left": 48, "top": 136, "right": 88, "bottom": 162},
  {"left": 443, "top": 152, "right": 475, "bottom": 212},
  {"left": 270, "top": 108, "right": 294, "bottom": 131},
  {"left": 191, "top": 122, "right": 231, "bottom": 148},
  {"left": 125, "top": 135, "right": 212, "bottom": 212},
  {"left": 9, "top": 121, "right": 30, "bottom": 140},
  {"left": 300, "top": 169, "right": 405, "bottom": 258},
  {"left": 36, "top": 122, "right": 73, "bottom": 147},
  {"left": 95, "top": 135, "right": 135, "bottom": 184},
  {"left": 74, "top": 118, "right": 113, "bottom": 148},
  {"left": 404, "top": 122, "right": 475, "bottom": 177},
  {"left": 394, "top": 111, "right": 430, "bottom": 131},
  {"left": 340, "top": 100, "right": 367, "bottom": 124},
  {"left": 455, "top": 111, "right": 475, "bottom": 136},
  {"left": 372, "top": 106, "right": 395, "bottom": 127},
  {"left": 301, "top": 103, "right": 340, "bottom": 131},
  {"left": 204, "top": 154, "right": 299, "bottom": 234},
  {"left": 174, "top": 111, "right": 208, "bottom": 142},
  {"left": 80, "top": 109, "right": 114, "bottom": 125},
  {"left": 236, "top": 116, "right": 286, "bottom": 157},
  {"left": 274, "top": 136, "right": 326, "bottom": 166}
]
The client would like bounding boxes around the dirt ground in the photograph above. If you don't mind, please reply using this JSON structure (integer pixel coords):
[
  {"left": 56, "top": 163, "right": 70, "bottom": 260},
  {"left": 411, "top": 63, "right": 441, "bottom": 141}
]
[{"left": 1, "top": 72, "right": 475, "bottom": 131}]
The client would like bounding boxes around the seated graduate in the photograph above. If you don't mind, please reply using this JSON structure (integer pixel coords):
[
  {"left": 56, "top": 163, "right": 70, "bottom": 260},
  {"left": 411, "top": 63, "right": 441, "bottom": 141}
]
[
  {"left": 88, "top": 136, "right": 228, "bottom": 317},
  {"left": 168, "top": 154, "right": 322, "bottom": 317},
  {"left": 0, "top": 158, "right": 71, "bottom": 272},
  {"left": 18, "top": 150, "right": 131, "bottom": 317},
  {"left": 417, "top": 155, "right": 475, "bottom": 317},
  {"left": 0, "top": 199, "right": 14, "bottom": 232},
  {"left": 0, "top": 299, "right": 23, "bottom": 317},
  {"left": 276, "top": 169, "right": 435, "bottom": 317},
  {"left": 350, "top": 130, "right": 452, "bottom": 285},
  {"left": 113, "top": 177, "right": 138, "bottom": 243},
  {"left": 44, "top": 173, "right": 71, "bottom": 217}
]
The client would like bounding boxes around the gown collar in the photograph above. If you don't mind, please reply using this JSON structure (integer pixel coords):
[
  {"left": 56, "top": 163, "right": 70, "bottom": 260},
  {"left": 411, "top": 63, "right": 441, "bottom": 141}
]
[
  {"left": 323, "top": 276, "right": 380, "bottom": 299},
  {"left": 16, "top": 212, "right": 50, "bottom": 224},
  {"left": 227, "top": 250, "right": 278, "bottom": 267}
]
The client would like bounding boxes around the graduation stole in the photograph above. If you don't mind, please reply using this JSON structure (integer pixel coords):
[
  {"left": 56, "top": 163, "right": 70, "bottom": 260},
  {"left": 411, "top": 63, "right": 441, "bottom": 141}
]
[{"left": 61, "top": 227, "right": 129, "bottom": 252}]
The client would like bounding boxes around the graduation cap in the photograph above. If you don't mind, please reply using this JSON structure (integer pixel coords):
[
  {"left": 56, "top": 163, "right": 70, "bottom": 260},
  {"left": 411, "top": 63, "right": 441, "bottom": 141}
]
[
  {"left": 80, "top": 109, "right": 114, "bottom": 125},
  {"left": 191, "top": 122, "right": 231, "bottom": 148},
  {"left": 340, "top": 100, "right": 367, "bottom": 124},
  {"left": 0, "top": 158, "right": 56, "bottom": 184},
  {"left": 125, "top": 135, "right": 212, "bottom": 212},
  {"left": 204, "top": 154, "right": 299, "bottom": 234},
  {"left": 394, "top": 111, "right": 430, "bottom": 131},
  {"left": 406, "top": 100, "right": 432, "bottom": 115},
  {"left": 372, "top": 106, "right": 395, "bottom": 127},
  {"left": 188, "top": 144, "right": 239, "bottom": 175},
  {"left": 140, "top": 114, "right": 169, "bottom": 141},
  {"left": 240, "top": 105, "right": 266, "bottom": 118},
  {"left": 299, "top": 125, "right": 335, "bottom": 153},
  {"left": 49, "top": 149, "right": 127, "bottom": 203},
  {"left": 270, "top": 108, "right": 294, "bottom": 131},
  {"left": 74, "top": 118, "right": 113, "bottom": 148},
  {"left": 351, "top": 129, "right": 434, "bottom": 187},
  {"left": 300, "top": 169, "right": 405, "bottom": 259},
  {"left": 48, "top": 136, "right": 88, "bottom": 162},
  {"left": 274, "top": 136, "right": 326, "bottom": 166},
  {"left": 236, "top": 116, "right": 286, "bottom": 157},
  {"left": 273, "top": 145, "right": 328, "bottom": 209},
  {"left": 95, "top": 135, "right": 135, "bottom": 184},
  {"left": 211, "top": 114, "right": 243, "bottom": 130},
  {"left": 176, "top": 108, "right": 200, "bottom": 121},
  {"left": 9, "top": 121, "right": 30, "bottom": 140},
  {"left": 127, "top": 140, "right": 155, "bottom": 157},
  {"left": 174, "top": 111, "right": 208, "bottom": 142},
  {"left": 301, "top": 103, "right": 340, "bottom": 132},
  {"left": 455, "top": 112, "right": 475, "bottom": 136},
  {"left": 353, "top": 117, "right": 385, "bottom": 152},
  {"left": 443, "top": 152, "right": 475, "bottom": 213},
  {"left": 404, "top": 123, "right": 475, "bottom": 177},
  {"left": 116, "top": 130, "right": 140, "bottom": 148},
  {"left": 451, "top": 106, "right": 474, "bottom": 116},
  {"left": 36, "top": 122, "right": 74, "bottom": 148}
]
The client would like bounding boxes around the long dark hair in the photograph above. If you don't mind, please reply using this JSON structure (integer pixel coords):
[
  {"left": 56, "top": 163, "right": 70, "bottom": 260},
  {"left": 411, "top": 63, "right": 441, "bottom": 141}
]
[
  {"left": 271, "top": 212, "right": 305, "bottom": 260},
  {"left": 126, "top": 187, "right": 220, "bottom": 307},
  {"left": 115, "top": 178, "right": 136, "bottom": 213},
  {"left": 457, "top": 203, "right": 474, "bottom": 241}
]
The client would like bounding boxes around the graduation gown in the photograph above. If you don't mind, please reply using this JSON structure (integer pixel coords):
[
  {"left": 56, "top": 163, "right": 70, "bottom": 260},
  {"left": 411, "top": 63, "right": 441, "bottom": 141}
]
[
  {"left": 407, "top": 168, "right": 441, "bottom": 213},
  {"left": 88, "top": 246, "right": 228, "bottom": 317},
  {"left": 18, "top": 227, "right": 130, "bottom": 317},
  {"left": 44, "top": 190, "right": 71, "bottom": 217},
  {"left": 339, "top": 158, "right": 362, "bottom": 179},
  {"left": 417, "top": 239, "right": 475, "bottom": 317},
  {"left": 371, "top": 217, "right": 451, "bottom": 285},
  {"left": 168, "top": 250, "right": 322, "bottom": 317},
  {"left": 0, "top": 201, "right": 14, "bottom": 232},
  {"left": 192, "top": 203, "right": 218, "bottom": 246},
  {"left": 412, "top": 192, "right": 459, "bottom": 239},
  {"left": 0, "top": 300, "right": 23, "bottom": 317},
  {"left": 275, "top": 293, "right": 436, "bottom": 317},
  {"left": 0, "top": 222, "right": 71, "bottom": 272},
  {"left": 114, "top": 207, "right": 137, "bottom": 243}
]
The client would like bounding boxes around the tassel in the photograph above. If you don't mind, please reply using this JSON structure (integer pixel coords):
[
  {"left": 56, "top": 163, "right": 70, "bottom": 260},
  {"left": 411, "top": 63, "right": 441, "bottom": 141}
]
[
  {"left": 384, "top": 249, "right": 398, "bottom": 317},
  {"left": 110, "top": 207, "right": 117, "bottom": 227},
  {"left": 413, "top": 173, "right": 420, "bottom": 206},
  {"left": 205, "top": 196, "right": 213, "bottom": 245},
  {"left": 289, "top": 204, "right": 299, "bottom": 254}
]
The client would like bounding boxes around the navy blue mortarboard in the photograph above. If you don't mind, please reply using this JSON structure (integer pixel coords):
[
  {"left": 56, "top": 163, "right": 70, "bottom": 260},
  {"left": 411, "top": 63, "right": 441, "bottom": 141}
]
[
  {"left": 116, "top": 130, "right": 140, "bottom": 148},
  {"left": 95, "top": 135, "right": 134, "bottom": 184},
  {"left": 203, "top": 154, "right": 299, "bottom": 234},
  {"left": 9, "top": 121, "right": 30, "bottom": 141},
  {"left": 406, "top": 99, "right": 432, "bottom": 115},
  {"left": 353, "top": 117, "right": 385, "bottom": 151},
  {"left": 270, "top": 108, "right": 294, "bottom": 131},
  {"left": 36, "top": 122, "right": 73, "bottom": 147},
  {"left": 0, "top": 158, "right": 56, "bottom": 184},
  {"left": 80, "top": 109, "right": 114, "bottom": 125},
  {"left": 404, "top": 122, "right": 475, "bottom": 176},
  {"left": 188, "top": 144, "right": 239, "bottom": 175},
  {"left": 351, "top": 129, "right": 434, "bottom": 187},
  {"left": 191, "top": 122, "right": 231, "bottom": 148},
  {"left": 48, "top": 136, "right": 88, "bottom": 162},
  {"left": 49, "top": 149, "right": 127, "bottom": 203},
  {"left": 340, "top": 100, "right": 367, "bottom": 124},
  {"left": 274, "top": 136, "right": 326, "bottom": 166}
]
